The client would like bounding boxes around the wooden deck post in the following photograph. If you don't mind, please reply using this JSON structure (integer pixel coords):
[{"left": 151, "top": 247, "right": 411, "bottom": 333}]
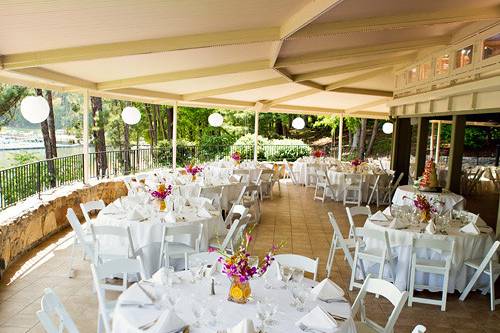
[
  {"left": 391, "top": 117, "right": 411, "bottom": 186},
  {"left": 415, "top": 117, "right": 430, "bottom": 178},
  {"left": 446, "top": 115, "right": 466, "bottom": 193}
]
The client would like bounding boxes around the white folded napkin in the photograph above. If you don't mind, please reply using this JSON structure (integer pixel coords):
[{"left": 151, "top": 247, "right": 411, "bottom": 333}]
[
  {"left": 425, "top": 220, "right": 437, "bottom": 234},
  {"left": 189, "top": 197, "right": 213, "bottom": 209},
  {"left": 148, "top": 309, "right": 185, "bottom": 333},
  {"left": 460, "top": 222, "right": 480, "bottom": 235},
  {"left": 162, "top": 211, "right": 176, "bottom": 224},
  {"left": 151, "top": 267, "right": 169, "bottom": 285},
  {"left": 389, "top": 218, "right": 408, "bottom": 230},
  {"left": 197, "top": 207, "right": 212, "bottom": 218},
  {"left": 227, "top": 318, "right": 257, "bottom": 333},
  {"left": 127, "top": 207, "right": 149, "bottom": 220},
  {"left": 311, "top": 278, "right": 345, "bottom": 301},
  {"left": 295, "top": 306, "right": 338, "bottom": 333},
  {"left": 370, "top": 211, "right": 389, "bottom": 222}
]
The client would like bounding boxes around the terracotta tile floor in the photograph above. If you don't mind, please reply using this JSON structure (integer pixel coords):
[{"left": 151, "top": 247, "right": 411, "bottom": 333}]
[{"left": 1, "top": 182, "right": 499, "bottom": 332}]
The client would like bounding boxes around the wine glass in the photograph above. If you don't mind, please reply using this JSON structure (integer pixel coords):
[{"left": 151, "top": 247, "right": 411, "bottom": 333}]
[
  {"left": 280, "top": 265, "right": 293, "bottom": 289},
  {"left": 248, "top": 256, "right": 259, "bottom": 269},
  {"left": 292, "top": 268, "right": 304, "bottom": 285},
  {"left": 256, "top": 301, "right": 268, "bottom": 332}
]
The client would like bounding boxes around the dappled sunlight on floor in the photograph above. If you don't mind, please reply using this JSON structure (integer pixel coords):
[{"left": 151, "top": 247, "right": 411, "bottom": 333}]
[{"left": 0, "top": 182, "right": 499, "bottom": 332}]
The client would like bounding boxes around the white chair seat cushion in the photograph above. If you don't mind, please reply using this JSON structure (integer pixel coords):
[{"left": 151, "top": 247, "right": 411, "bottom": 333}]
[
  {"left": 355, "top": 321, "right": 378, "bottom": 333},
  {"left": 164, "top": 242, "right": 197, "bottom": 256}
]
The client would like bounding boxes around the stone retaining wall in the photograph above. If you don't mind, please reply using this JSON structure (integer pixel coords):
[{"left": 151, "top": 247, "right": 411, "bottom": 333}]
[{"left": 0, "top": 180, "right": 127, "bottom": 277}]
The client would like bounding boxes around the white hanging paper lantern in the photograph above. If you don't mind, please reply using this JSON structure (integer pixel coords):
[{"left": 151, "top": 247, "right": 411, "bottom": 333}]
[
  {"left": 20, "top": 95, "right": 50, "bottom": 124},
  {"left": 292, "top": 117, "right": 305, "bottom": 130},
  {"left": 208, "top": 112, "right": 223, "bottom": 127},
  {"left": 121, "top": 106, "right": 141, "bottom": 125},
  {"left": 382, "top": 122, "right": 393, "bottom": 134}
]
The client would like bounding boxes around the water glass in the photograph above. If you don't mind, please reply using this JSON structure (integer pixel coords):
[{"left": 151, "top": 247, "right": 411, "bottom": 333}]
[
  {"left": 280, "top": 265, "right": 293, "bottom": 289},
  {"left": 291, "top": 268, "right": 304, "bottom": 285}
]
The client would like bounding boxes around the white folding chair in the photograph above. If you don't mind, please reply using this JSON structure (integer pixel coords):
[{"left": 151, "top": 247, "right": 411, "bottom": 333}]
[
  {"left": 283, "top": 159, "right": 299, "bottom": 185},
  {"left": 346, "top": 205, "right": 371, "bottom": 240},
  {"left": 460, "top": 240, "right": 500, "bottom": 311},
  {"left": 159, "top": 223, "right": 203, "bottom": 269},
  {"left": 274, "top": 254, "right": 319, "bottom": 281},
  {"left": 189, "top": 252, "right": 222, "bottom": 273},
  {"left": 349, "top": 228, "right": 396, "bottom": 291},
  {"left": 382, "top": 172, "right": 403, "bottom": 204},
  {"left": 305, "top": 164, "right": 318, "bottom": 187},
  {"left": 209, "top": 209, "right": 251, "bottom": 253},
  {"left": 272, "top": 164, "right": 283, "bottom": 197},
  {"left": 80, "top": 199, "right": 105, "bottom": 229},
  {"left": 412, "top": 325, "right": 427, "bottom": 333},
  {"left": 66, "top": 208, "right": 95, "bottom": 278},
  {"left": 351, "top": 275, "right": 408, "bottom": 333},
  {"left": 314, "top": 170, "right": 338, "bottom": 202},
  {"left": 233, "top": 169, "right": 250, "bottom": 184},
  {"left": 200, "top": 186, "right": 224, "bottom": 213},
  {"left": 259, "top": 169, "right": 274, "bottom": 200},
  {"left": 91, "top": 258, "right": 145, "bottom": 333},
  {"left": 343, "top": 173, "right": 363, "bottom": 206},
  {"left": 37, "top": 288, "right": 80, "bottom": 333},
  {"left": 326, "top": 212, "right": 356, "bottom": 277},
  {"left": 133, "top": 242, "right": 163, "bottom": 279},
  {"left": 408, "top": 237, "right": 455, "bottom": 311},
  {"left": 91, "top": 225, "right": 135, "bottom": 262},
  {"left": 367, "top": 175, "right": 382, "bottom": 207}
]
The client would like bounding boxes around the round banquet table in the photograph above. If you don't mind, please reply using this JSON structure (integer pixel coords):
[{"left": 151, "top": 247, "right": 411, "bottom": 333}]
[
  {"left": 392, "top": 185, "right": 465, "bottom": 212},
  {"left": 363, "top": 211, "right": 494, "bottom": 292},
  {"left": 112, "top": 271, "right": 356, "bottom": 333},
  {"left": 327, "top": 171, "right": 391, "bottom": 202},
  {"left": 96, "top": 200, "right": 226, "bottom": 276}
]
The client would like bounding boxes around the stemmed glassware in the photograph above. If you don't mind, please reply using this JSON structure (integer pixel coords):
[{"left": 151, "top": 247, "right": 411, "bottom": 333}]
[{"left": 279, "top": 265, "right": 293, "bottom": 289}]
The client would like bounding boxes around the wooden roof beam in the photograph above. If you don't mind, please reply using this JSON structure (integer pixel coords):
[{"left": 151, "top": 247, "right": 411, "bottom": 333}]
[{"left": 332, "top": 87, "right": 393, "bottom": 97}]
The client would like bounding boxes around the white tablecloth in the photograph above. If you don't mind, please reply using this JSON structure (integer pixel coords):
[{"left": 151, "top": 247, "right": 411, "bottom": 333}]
[
  {"left": 327, "top": 171, "right": 391, "bottom": 202},
  {"left": 392, "top": 185, "right": 465, "bottom": 212},
  {"left": 112, "top": 272, "right": 356, "bottom": 333},
  {"left": 363, "top": 212, "right": 494, "bottom": 292},
  {"left": 96, "top": 200, "right": 226, "bottom": 275}
]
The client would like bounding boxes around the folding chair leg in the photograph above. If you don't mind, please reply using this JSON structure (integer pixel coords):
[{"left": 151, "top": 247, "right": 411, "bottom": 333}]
[
  {"left": 67, "top": 237, "right": 77, "bottom": 278},
  {"left": 326, "top": 236, "right": 337, "bottom": 277},
  {"left": 441, "top": 273, "right": 450, "bottom": 311},
  {"left": 460, "top": 267, "right": 484, "bottom": 301},
  {"left": 490, "top": 272, "right": 496, "bottom": 311},
  {"left": 408, "top": 264, "right": 416, "bottom": 307}
]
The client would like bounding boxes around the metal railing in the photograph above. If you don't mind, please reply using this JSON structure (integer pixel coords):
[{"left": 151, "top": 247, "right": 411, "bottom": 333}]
[{"left": 0, "top": 144, "right": 312, "bottom": 210}]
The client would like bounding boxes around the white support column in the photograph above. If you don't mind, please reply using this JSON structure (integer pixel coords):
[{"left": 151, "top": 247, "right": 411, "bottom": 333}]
[
  {"left": 337, "top": 114, "right": 344, "bottom": 160},
  {"left": 254, "top": 109, "right": 259, "bottom": 162},
  {"left": 172, "top": 101, "right": 178, "bottom": 169},
  {"left": 82, "top": 89, "right": 90, "bottom": 184},
  {"left": 429, "top": 122, "right": 435, "bottom": 159},
  {"left": 435, "top": 121, "right": 441, "bottom": 163}
]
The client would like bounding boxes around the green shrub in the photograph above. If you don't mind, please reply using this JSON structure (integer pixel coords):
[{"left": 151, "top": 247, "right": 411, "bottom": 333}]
[
  {"left": 232, "top": 134, "right": 269, "bottom": 160},
  {"left": 264, "top": 138, "right": 311, "bottom": 161}
]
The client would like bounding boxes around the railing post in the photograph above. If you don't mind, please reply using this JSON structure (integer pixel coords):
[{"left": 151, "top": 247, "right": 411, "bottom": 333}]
[
  {"left": 338, "top": 114, "right": 344, "bottom": 160},
  {"left": 37, "top": 161, "right": 41, "bottom": 199},
  {"left": 82, "top": 89, "right": 90, "bottom": 184}
]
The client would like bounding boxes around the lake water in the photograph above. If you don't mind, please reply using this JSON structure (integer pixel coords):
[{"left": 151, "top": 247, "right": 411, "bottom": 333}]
[{"left": 0, "top": 146, "right": 91, "bottom": 169}]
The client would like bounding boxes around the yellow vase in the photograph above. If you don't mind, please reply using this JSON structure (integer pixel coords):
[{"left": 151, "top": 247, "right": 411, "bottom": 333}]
[
  {"left": 157, "top": 199, "right": 166, "bottom": 212},
  {"left": 420, "top": 210, "right": 430, "bottom": 223},
  {"left": 228, "top": 278, "right": 251, "bottom": 304},
  {"left": 192, "top": 175, "right": 197, "bottom": 182}
]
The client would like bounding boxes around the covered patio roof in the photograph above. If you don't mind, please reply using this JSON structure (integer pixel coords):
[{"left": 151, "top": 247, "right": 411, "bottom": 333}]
[{"left": 1, "top": 0, "right": 499, "bottom": 118}]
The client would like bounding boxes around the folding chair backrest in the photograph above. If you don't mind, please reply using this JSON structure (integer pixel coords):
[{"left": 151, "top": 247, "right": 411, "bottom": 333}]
[
  {"left": 91, "top": 258, "right": 145, "bottom": 333},
  {"left": 260, "top": 169, "right": 274, "bottom": 181},
  {"left": 91, "top": 225, "right": 135, "bottom": 259},
  {"left": 164, "top": 223, "right": 203, "bottom": 238},
  {"left": 253, "top": 169, "right": 263, "bottom": 184},
  {"left": 473, "top": 240, "right": 500, "bottom": 276},
  {"left": 327, "top": 212, "right": 344, "bottom": 239},
  {"left": 358, "top": 228, "right": 391, "bottom": 256},
  {"left": 80, "top": 199, "right": 105, "bottom": 224},
  {"left": 347, "top": 206, "right": 371, "bottom": 218},
  {"left": 274, "top": 254, "right": 319, "bottom": 281},
  {"left": 316, "top": 170, "right": 328, "bottom": 183},
  {"left": 352, "top": 276, "right": 408, "bottom": 333},
  {"left": 37, "top": 288, "right": 79, "bottom": 333},
  {"left": 66, "top": 208, "right": 94, "bottom": 259},
  {"left": 345, "top": 173, "right": 362, "bottom": 186}
]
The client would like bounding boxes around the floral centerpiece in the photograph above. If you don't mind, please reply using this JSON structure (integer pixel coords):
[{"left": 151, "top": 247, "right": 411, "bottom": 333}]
[
  {"left": 411, "top": 194, "right": 437, "bottom": 222},
  {"left": 150, "top": 184, "right": 172, "bottom": 211},
  {"left": 311, "top": 149, "right": 326, "bottom": 158},
  {"left": 218, "top": 232, "right": 283, "bottom": 304},
  {"left": 185, "top": 164, "right": 203, "bottom": 181},
  {"left": 351, "top": 158, "right": 363, "bottom": 172},
  {"left": 231, "top": 151, "right": 241, "bottom": 166}
]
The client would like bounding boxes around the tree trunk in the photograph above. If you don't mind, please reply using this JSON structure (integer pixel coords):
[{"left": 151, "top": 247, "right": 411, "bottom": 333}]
[
  {"left": 36, "top": 89, "right": 56, "bottom": 187},
  {"left": 91, "top": 96, "right": 107, "bottom": 177},
  {"left": 276, "top": 118, "right": 283, "bottom": 136},
  {"left": 366, "top": 119, "right": 379, "bottom": 156},
  {"left": 46, "top": 91, "right": 57, "bottom": 158},
  {"left": 152, "top": 105, "right": 159, "bottom": 145},
  {"left": 124, "top": 123, "right": 131, "bottom": 174},
  {"left": 166, "top": 106, "right": 173, "bottom": 140},
  {"left": 157, "top": 106, "right": 167, "bottom": 140},
  {"left": 351, "top": 126, "right": 360, "bottom": 152},
  {"left": 359, "top": 118, "right": 367, "bottom": 159},
  {"left": 145, "top": 105, "right": 155, "bottom": 146}
]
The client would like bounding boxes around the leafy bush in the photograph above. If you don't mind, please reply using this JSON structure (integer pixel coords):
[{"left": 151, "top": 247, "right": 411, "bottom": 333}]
[
  {"left": 232, "top": 134, "right": 269, "bottom": 160},
  {"left": 199, "top": 132, "right": 236, "bottom": 162},
  {"left": 264, "top": 138, "right": 311, "bottom": 161}
]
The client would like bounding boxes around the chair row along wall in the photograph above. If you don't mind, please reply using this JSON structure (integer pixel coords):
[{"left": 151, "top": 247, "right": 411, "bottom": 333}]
[{"left": 0, "top": 180, "right": 127, "bottom": 279}]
